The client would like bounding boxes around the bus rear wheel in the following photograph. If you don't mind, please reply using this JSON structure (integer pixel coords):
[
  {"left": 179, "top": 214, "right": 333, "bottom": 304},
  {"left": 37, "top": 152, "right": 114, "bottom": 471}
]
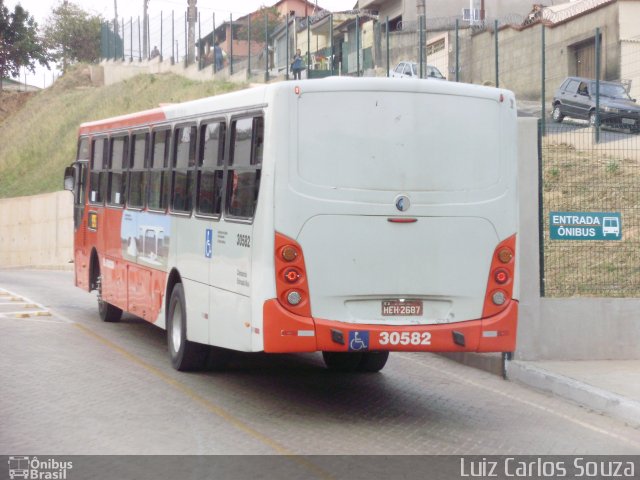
[
  {"left": 358, "top": 351, "right": 389, "bottom": 372},
  {"left": 167, "top": 283, "right": 208, "bottom": 371},
  {"left": 322, "top": 352, "right": 363, "bottom": 372}
]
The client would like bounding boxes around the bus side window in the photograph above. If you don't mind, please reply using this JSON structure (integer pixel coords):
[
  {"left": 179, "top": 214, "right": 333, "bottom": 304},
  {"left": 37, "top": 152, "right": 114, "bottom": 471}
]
[
  {"left": 128, "top": 132, "right": 149, "bottom": 209},
  {"left": 197, "top": 121, "right": 226, "bottom": 216},
  {"left": 148, "top": 129, "right": 171, "bottom": 211},
  {"left": 226, "top": 116, "right": 263, "bottom": 220},
  {"left": 89, "top": 138, "right": 107, "bottom": 204},
  {"left": 108, "top": 135, "right": 129, "bottom": 207},
  {"left": 171, "top": 125, "right": 197, "bottom": 214}
]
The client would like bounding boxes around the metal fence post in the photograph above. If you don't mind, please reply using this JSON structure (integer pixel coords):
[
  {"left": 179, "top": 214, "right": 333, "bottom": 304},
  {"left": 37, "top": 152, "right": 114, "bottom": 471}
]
[
  {"left": 286, "top": 15, "right": 289, "bottom": 79},
  {"left": 455, "top": 18, "right": 459, "bottom": 82},
  {"left": 184, "top": 12, "right": 187, "bottom": 67},
  {"left": 138, "top": 16, "right": 141, "bottom": 61},
  {"left": 595, "top": 27, "right": 601, "bottom": 143},
  {"left": 330, "top": 14, "right": 334, "bottom": 76},
  {"left": 122, "top": 18, "right": 125, "bottom": 61},
  {"left": 247, "top": 14, "right": 251, "bottom": 79},
  {"left": 265, "top": 11, "right": 269, "bottom": 82},
  {"left": 172, "top": 10, "right": 175, "bottom": 64},
  {"left": 356, "top": 15, "right": 360, "bottom": 76},
  {"left": 160, "top": 11, "right": 163, "bottom": 62},
  {"left": 211, "top": 12, "right": 217, "bottom": 75},
  {"left": 386, "top": 16, "right": 389, "bottom": 77},
  {"left": 541, "top": 24, "right": 546, "bottom": 136},
  {"left": 198, "top": 12, "right": 202, "bottom": 70},
  {"left": 230, "top": 14, "right": 234, "bottom": 75},
  {"left": 494, "top": 19, "right": 499, "bottom": 87},
  {"left": 307, "top": 15, "right": 311, "bottom": 78},
  {"left": 130, "top": 17, "right": 133, "bottom": 61},
  {"left": 419, "top": 15, "right": 424, "bottom": 78},
  {"left": 537, "top": 118, "right": 545, "bottom": 297}
]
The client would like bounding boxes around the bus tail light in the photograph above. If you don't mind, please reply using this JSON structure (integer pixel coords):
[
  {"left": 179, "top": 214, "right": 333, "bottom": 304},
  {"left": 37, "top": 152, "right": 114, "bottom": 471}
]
[
  {"left": 483, "top": 234, "right": 516, "bottom": 318},
  {"left": 275, "top": 233, "right": 311, "bottom": 317}
]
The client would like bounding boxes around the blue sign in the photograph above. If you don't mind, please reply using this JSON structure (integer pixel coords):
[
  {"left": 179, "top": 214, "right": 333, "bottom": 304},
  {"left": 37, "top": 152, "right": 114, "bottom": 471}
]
[
  {"left": 348, "top": 331, "right": 369, "bottom": 351},
  {"left": 205, "top": 229, "right": 213, "bottom": 257},
  {"left": 550, "top": 212, "right": 621, "bottom": 240}
]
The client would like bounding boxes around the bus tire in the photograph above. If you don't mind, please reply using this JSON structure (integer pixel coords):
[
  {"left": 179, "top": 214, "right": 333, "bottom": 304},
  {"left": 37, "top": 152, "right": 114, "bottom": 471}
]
[
  {"left": 96, "top": 268, "right": 122, "bottom": 323},
  {"left": 322, "top": 351, "right": 363, "bottom": 372},
  {"left": 167, "top": 283, "right": 208, "bottom": 371},
  {"left": 358, "top": 351, "right": 389, "bottom": 373}
]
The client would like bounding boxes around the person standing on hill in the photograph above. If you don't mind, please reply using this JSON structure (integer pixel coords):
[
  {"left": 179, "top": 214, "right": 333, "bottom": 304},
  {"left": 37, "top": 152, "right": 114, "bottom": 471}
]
[{"left": 291, "top": 49, "right": 304, "bottom": 80}]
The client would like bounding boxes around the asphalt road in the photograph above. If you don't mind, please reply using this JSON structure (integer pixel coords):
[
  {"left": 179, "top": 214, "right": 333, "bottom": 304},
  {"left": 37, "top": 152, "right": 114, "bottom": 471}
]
[{"left": 1, "top": 269, "right": 639, "bottom": 459}]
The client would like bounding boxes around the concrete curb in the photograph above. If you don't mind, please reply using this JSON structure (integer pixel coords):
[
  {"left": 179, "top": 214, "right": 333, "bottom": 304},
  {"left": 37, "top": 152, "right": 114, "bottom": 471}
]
[{"left": 507, "top": 360, "right": 640, "bottom": 428}]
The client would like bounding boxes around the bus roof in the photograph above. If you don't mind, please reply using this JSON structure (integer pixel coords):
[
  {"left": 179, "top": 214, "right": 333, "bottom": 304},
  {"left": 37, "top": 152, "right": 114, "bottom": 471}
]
[{"left": 78, "top": 78, "right": 512, "bottom": 135}]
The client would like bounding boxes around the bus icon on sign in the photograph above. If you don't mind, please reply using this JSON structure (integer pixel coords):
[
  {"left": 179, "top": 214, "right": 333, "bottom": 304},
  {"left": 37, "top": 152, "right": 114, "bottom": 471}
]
[
  {"left": 8, "top": 456, "right": 29, "bottom": 479},
  {"left": 603, "top": 217, "right": 620, "bottom": 237}
]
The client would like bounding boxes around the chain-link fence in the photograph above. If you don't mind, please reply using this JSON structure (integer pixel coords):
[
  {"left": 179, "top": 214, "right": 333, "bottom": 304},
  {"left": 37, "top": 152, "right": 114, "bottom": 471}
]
[{"left": 99, "top": 5, "right": 640, "bottom": 297}]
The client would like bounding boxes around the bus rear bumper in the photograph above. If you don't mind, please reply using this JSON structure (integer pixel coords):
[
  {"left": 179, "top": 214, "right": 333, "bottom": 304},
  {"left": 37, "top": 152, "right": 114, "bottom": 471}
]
[{"left": 263, "top": 299, "right": 518, "bottom": 354}]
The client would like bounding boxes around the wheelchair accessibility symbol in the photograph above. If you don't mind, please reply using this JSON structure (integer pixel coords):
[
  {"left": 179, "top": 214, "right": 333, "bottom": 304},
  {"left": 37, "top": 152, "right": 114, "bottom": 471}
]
[
  {"left": 348, "top": 331, "right": 369, "bottom": 351},
  {"left": 205, "top": 229, "right": 213, "bottom": 258}
]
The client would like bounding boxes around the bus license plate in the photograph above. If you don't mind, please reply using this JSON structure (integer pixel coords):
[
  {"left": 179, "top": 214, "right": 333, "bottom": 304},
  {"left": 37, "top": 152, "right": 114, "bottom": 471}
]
[
  {"left": 382, "top": 300, "right": 423, "bottom": 316},
  {"left": 622, "top": 118, "right": 636, "bottom": 125}
]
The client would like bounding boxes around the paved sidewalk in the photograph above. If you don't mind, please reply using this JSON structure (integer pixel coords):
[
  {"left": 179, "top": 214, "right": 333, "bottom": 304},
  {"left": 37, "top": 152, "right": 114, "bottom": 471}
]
[{"left": 507, "top": 360, "right": 640, "bottom": 428}]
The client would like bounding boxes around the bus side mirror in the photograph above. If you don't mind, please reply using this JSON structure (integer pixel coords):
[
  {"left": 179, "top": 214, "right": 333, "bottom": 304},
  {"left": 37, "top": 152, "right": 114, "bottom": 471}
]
[{"left": 64, "top": 166, "right": 75, "bottom": 191}]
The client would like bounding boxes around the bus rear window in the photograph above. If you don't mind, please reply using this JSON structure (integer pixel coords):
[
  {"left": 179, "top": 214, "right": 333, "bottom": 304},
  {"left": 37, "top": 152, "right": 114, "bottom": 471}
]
[{"left": 297, "top": 92, "right": 500, "bottom": 192}]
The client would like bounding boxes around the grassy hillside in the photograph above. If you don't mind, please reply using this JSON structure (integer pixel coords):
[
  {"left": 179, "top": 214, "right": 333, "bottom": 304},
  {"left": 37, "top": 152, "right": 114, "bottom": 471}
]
[{"left": 0, "top": 66, "right": 244, "bottom": 198}]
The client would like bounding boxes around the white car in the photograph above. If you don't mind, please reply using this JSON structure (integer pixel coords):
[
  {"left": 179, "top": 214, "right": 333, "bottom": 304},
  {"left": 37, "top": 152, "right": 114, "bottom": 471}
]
[{"left": 390, "top": 61, "right": 446, "bottom": 80}]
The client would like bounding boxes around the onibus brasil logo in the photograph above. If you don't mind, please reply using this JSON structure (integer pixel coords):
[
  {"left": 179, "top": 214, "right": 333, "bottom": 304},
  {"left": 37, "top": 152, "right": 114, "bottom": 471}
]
[{"left": 8, "top": 456, "right": 73, "bottom": 480}]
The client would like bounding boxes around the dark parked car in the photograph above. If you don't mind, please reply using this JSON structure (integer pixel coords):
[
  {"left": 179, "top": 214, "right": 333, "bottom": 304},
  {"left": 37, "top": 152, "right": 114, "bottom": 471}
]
[{"left": 552, "top": 76, "right": 640, "bottom": 132}]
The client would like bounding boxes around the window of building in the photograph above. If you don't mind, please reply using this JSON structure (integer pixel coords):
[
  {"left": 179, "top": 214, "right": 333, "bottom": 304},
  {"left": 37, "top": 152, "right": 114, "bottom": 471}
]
[
  {"left": 197, "top": 121, "right": 226, "bottom": 217},
  {"left": 226, "top": 116, "right": 263, "bottom": 220},
  {"left": 148, "top": 129, "right": 171, "bottom": 211},
  {"left": 171, "top": 125, "right": 197, "bottom": 213},
  {"left": 89, "top": 137, "right": 108, "bottom": 204},
  {"left": 128, "top": 132, "right": 148, "bottom": 209},
  {"left": 108, "top": 135, "right": 129, "bottom": 206}
]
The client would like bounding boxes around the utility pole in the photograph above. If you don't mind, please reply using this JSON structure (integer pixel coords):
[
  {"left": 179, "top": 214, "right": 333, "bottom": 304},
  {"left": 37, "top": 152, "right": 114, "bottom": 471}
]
[
  {"left": 187, "top": 0, "right": 197, "bottom": 64},
  {"left": 142, "top": 0, "right": 149, "bottom": 58}
]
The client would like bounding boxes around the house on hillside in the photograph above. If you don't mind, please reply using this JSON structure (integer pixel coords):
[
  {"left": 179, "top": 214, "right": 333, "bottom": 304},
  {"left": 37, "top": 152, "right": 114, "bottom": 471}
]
[{"left": 458, "top": 0, "right": 640, "bottom": 101}]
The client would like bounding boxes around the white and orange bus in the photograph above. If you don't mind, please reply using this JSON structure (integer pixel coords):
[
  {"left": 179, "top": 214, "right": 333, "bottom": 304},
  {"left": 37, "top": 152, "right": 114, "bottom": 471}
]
[{"left": 64, "top": 78, "right": 518, "bottom": 372}]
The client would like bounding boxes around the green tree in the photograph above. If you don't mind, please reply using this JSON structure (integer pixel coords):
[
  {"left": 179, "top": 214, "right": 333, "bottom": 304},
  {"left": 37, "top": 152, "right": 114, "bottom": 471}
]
[
  {"left": 0, "top": 2, "right": 50, "bottom": 90},
  {"left": 44, "top": 1, "right": 102, "bottom": 71}
]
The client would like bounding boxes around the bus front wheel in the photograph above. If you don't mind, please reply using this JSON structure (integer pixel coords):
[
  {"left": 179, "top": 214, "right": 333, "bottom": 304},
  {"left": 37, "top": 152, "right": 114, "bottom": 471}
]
[
  {"left": 167, "top": 283, "right": 208, "bottom": 371},
  {"left": 96, "top": 270, "right": 122, "bottom": 323}
]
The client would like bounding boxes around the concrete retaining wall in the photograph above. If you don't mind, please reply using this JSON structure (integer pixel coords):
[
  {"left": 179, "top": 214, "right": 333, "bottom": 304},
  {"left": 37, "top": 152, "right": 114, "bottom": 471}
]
[{"left": 0, "top": 191, "right": 73, "bottom": 268}]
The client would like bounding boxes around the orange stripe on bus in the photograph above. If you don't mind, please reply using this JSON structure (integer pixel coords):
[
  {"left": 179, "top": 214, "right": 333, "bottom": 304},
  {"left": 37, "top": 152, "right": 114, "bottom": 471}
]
[{"left": 79, "top": 109, "right": 167, "bottom": 135}]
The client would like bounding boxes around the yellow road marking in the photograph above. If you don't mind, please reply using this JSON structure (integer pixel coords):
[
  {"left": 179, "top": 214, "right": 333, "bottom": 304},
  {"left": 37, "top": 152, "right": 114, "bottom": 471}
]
[{"left": 72, "top": 322, "right": 332, "bottom": 479}]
